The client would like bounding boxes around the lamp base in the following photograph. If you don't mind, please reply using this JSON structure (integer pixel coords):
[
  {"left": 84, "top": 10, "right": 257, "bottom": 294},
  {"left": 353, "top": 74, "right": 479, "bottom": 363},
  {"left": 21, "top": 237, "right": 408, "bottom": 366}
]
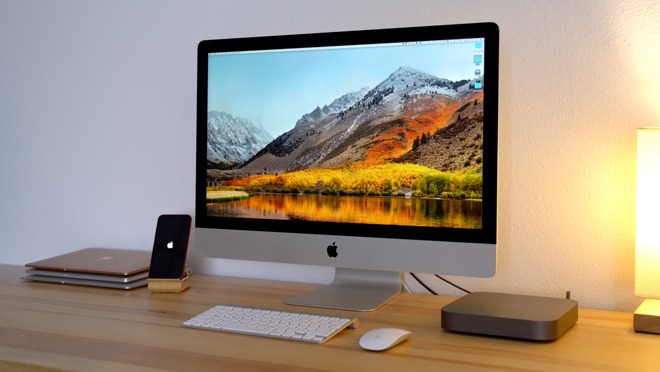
[{"left": 634, "top": 299, "right": 660, "bottom": 334}]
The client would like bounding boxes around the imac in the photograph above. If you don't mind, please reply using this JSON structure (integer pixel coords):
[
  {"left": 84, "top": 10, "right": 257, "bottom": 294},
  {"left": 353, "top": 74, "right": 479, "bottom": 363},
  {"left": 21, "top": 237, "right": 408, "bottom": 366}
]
[{"left": 196, "top": 22, "right": 499, "bottom": 311}]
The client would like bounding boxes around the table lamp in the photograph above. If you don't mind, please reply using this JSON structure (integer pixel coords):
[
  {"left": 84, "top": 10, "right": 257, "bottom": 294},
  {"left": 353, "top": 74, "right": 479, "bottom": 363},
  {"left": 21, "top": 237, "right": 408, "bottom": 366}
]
[{"left": 634, "top": 127, "right": 660, "bottom": 333}]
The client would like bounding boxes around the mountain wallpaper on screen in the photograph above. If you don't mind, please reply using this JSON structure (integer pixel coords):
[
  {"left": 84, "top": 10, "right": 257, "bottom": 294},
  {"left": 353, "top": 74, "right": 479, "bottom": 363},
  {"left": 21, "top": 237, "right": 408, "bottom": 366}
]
[{"left": 207, "top": 66, "right": 484, "bottom": 205}]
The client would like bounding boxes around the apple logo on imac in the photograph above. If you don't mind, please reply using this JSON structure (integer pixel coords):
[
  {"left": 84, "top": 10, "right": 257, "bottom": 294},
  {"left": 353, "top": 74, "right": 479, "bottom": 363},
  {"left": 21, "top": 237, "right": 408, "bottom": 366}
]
[{"left": 326, "top": 242, "right": 338, "bottom": 257}]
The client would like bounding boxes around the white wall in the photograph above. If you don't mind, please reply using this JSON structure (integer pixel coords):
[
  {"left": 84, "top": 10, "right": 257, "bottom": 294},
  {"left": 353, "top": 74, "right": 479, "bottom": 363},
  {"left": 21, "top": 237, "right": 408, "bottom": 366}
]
[{"left": 1, "top": 0, "right": 658, "bottom": 312}]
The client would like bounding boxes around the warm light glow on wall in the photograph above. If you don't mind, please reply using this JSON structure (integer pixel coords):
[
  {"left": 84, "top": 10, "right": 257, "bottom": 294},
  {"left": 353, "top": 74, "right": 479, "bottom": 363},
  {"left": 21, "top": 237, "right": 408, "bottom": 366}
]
[
  {"left": 635, "top": 128, "right": 660, "bottom": 298},
  {"left": 610, "top": 1, "right": 660, "bottom": 113}
]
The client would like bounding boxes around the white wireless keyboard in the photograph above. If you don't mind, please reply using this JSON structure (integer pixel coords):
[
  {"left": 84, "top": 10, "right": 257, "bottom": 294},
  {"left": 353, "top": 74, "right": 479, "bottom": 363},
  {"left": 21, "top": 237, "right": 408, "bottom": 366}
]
[{"left": 182, "top": 304, "right": 359, "bottom": 344}]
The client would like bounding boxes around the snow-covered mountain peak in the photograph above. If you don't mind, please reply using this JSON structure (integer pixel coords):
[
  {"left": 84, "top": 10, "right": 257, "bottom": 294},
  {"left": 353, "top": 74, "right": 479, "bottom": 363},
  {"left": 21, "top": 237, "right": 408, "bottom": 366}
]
[
  {"left": 378, "top": 66, "right": 448, "bottom": 91},
  {"left": 295, "top": 87, "right": 369, "bottom": 128},
  {"left": 207, "top": 111, "right": 273, "bottom": 164}
]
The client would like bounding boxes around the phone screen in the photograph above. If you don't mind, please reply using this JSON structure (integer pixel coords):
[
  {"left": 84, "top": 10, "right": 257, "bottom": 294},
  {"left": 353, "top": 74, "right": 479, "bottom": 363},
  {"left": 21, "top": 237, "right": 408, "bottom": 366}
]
[{"left": 149, "top": 215, "right": 192, "bottom": 279}]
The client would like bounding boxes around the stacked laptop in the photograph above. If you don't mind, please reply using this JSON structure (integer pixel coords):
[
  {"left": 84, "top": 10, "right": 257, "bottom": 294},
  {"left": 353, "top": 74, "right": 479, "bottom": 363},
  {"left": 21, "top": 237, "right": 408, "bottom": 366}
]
[{"left": 23, "top": 248, "right": 151, "bottom": 289}]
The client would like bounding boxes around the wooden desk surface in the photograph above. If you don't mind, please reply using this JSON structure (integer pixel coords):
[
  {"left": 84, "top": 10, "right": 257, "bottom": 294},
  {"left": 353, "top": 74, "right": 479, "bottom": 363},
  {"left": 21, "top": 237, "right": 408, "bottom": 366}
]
[{"left": 1, "top": 263, "right": 658, "bottom": 371}]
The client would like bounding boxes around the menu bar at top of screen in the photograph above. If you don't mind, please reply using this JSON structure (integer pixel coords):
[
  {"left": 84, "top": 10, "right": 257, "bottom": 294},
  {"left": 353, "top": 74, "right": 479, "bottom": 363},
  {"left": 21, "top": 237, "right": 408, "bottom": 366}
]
[{"left": 208, "top": 37, "right": 485, "bottom": 56}]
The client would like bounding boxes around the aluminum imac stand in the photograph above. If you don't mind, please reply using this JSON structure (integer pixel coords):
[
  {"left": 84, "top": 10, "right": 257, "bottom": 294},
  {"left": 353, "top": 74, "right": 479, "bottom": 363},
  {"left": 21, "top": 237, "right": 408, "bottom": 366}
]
[{"left": 285, "top": 268, "right": 402, "bottom": 312}]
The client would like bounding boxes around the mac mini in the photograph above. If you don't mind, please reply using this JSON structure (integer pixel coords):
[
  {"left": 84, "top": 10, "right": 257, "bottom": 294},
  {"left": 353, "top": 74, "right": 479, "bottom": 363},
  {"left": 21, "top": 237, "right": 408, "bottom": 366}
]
[{"left": 441, "top": 292, "right": 578, "bottom": 341}]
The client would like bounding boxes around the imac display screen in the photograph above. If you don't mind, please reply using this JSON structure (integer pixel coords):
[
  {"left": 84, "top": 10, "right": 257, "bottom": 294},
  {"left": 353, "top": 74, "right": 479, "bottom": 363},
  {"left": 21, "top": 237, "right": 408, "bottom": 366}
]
[{"left": 198, "top": 23, "right": 497, "bottom": 245}]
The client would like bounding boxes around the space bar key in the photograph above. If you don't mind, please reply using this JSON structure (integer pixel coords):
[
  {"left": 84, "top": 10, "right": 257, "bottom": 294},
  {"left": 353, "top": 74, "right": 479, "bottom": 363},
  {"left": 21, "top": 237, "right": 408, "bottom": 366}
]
[{"left": 221, "top": 325, "right": 271, "bottom": 335}]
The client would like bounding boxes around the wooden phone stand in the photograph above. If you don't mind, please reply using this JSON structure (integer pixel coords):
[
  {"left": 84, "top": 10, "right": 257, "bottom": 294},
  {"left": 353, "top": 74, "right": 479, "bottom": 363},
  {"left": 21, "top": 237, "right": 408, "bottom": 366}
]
[{"left": 148, "top": 276, "right": 190, "bottom": 293}]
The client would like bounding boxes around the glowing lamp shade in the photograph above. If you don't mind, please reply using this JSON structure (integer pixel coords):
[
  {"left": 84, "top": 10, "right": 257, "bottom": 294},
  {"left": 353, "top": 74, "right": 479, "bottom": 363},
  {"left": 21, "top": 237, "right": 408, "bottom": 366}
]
[{"left": 634, "top": 127, "right": 660, "bottom": 333}]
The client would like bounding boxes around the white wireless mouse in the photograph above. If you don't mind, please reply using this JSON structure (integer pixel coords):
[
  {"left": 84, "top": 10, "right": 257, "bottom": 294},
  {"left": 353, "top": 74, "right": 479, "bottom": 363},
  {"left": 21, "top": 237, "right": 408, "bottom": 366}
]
[{"left": 359, "top": 328, "right": 412, "bottom": 351}]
